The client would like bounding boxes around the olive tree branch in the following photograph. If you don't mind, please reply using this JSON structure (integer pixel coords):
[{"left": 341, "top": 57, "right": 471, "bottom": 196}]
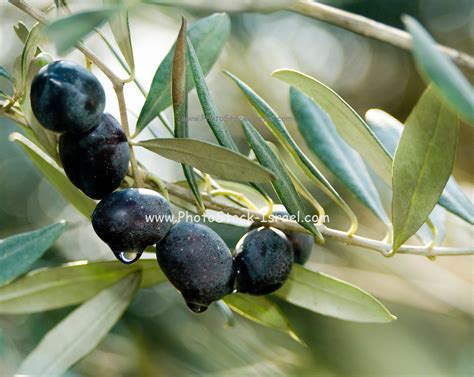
[
  {"left": 161, "top": 179, "right": 474, "bottom": 258},
  {"left": 9, "top": 0, "right": 143, "bottom": 186},
  {"left": 288, "top": 0, "right": 474, "bottom": 71}
]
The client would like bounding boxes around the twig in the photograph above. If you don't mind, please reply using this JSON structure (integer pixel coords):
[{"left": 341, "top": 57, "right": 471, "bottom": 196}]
[
  {"left": 163, "top": 180, "right": 474, "bottom": 258},
  {"left": 289, "top": 0, "right": 474, "bottom": 71},
  {"left": 115, "top": 85, "right": 143, "bottom": 186},
  {"left": 10, "top": 0, "right": 473, "bottom": 258}
]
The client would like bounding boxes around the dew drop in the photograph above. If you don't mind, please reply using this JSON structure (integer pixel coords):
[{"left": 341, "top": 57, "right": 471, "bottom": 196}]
[
  {"left": 185, "top": 301, "right": 208, "bottom": 313},
  {"left": 113, "top": 248, "right": 143, "bottom": 264}
]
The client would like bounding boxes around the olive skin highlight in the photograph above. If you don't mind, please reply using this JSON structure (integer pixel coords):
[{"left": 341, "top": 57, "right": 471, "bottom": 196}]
[
  {"left": 59, "top": 113, "right": 130, "bottom": 199},
  {"left": 31, "top": 60, "right": 106, "bottom": 134},
  {"left": 156, "top": 222, "right": 235, "bottom": 312}
]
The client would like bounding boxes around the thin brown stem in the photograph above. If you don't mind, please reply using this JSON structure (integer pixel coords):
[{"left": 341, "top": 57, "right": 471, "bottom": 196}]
[
  {"left": 115, "top": 85, "right": 143, "bottom": 187},
  {"left": 289, "top": 0, "right": 474, "bottom": 71}
]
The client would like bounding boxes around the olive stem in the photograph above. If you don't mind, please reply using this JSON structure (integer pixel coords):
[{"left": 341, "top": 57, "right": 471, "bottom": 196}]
[{"left": 115, "top": 84, "right": 143, "bottom": 187}]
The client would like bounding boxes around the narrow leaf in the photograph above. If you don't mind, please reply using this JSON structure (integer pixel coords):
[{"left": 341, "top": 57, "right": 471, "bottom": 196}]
[
  {"left": 403, "top": 16, "right": 474, "bottom": 125},
  {"left": 14, "top": 21, "right": 30, "bottom": 44},
  {"left": 187, "top": 40, "right": 267, "bottom": 199},
  {"left": 136, "top": 13, "right": 230, "bottom": 134},
  {"left": 290, "top": 87, "right": 389, "bottom": 224},
  {"left": 108, "top": 7, "right": 135, "bottom": 71},
  {"left": 10, "top": 133, "right": 96, "bottom": 218},
  {"left": 241, "top": 117, "right": 323, "bottom": 242},
  {"left": 173, "top": 18, "right": 204, "bottom": 212},
  {"left": 226, "top": 71, "right": 353, "bottom": 222},
  {"left": 224, "top": 294, "right": 300, "bottom": 341},
  {"left": 46, "top": 8, "right": 118, "bottom": 54},
  {"left": 366, "top": 109, "right": 473, "bottom": 224},
  {"left": 137, "top": 138, "right": 275, "bottom": 183},
  {"left": 187, "top": 38, "right": 238, "bottom": 150},
  {"left": 17, "top": 272, "right": 140, "bottom": 376},
  {"left": 273, "top": 69, "right": 393, "bottom": 185},
  {"left": 275, "top": 265, "right": 396, "bottom": 323},
  {"left": 0, "top": 260, "right": 164, "bottom": 314},
  {"left": 392, "top": 87, "right": 459, "bottom": 251},
  {"left": 0, "top": 65, "right": 13, "bottom": 82},
  {"left": 0, "top": 222, "right": 66, "bottom": 286},
  {"left": 20, "top": 23, "right": 44, "bottom": 93}
]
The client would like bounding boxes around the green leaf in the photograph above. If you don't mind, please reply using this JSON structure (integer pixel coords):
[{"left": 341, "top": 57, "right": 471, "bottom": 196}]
[
  {"left": 226, "top": 71, "right": 355, "bottom": 228},
  {"left": 275, "top": 265, "right": 396, "bottom": 323},
  {"left": 273, "top": 69, "right": 393, "bottom": 185},
  {"left": 403, "top": 16, "right": 474, "bottom": 125},
  {"left": 20, "top": 23, "right": 44, "bottom": 94},
  {"left": 290, "top": 87, "right": 389, "bottom": 225},
  {"left": 366, "top": 109, "right": 473, "bottom": 225},
  {"left": 173, "top": 18, "right": 204, "bottom": 212},
  {"left": 224, "top": 294, "right": 300, "bottom": 341},
  {"left": 9, "top": 133, "right": 96, "bottom": 218},
  {"left": 392, "top": 87, "right": 459, "bottom": 251},
  {"left": 241, "top": 117, "right": 323, "bottom": 242},
  {"left": 47, "top": 8, "right": 118, "bottom": 54},
  {"left": 14, "top": 21, "right": 30, "bottom": 44},
  {"left": 0, "top": 222, "right": 66, "bottom": 286},
  {"left": 0, "top": 65, "right": 13, "bottom": 83},
  {"left": 108, "top": 7, "right": 135, "bottom": 72},
  {"left": 137, "top": 138, "right": 275, "bottom": 183},
  {"left": 136, "top": 13, "right": 230, "bottom": 134},
  {"left": 17, "top": 272, "right": 140, "bottom": 376},
  {"left": 0, "top": 259, "right": 164, "bottom": 314},
  {"left": 187, "top": 38, "right": 238, "bottom": 151},
  {"left": 187, "top": 40, "right": 269, "bottom": 200}
]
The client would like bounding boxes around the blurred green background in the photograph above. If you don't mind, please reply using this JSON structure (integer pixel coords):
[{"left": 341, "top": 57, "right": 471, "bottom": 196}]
[{"left": 0, "top": 0, "right": 473, "bottom": 376}]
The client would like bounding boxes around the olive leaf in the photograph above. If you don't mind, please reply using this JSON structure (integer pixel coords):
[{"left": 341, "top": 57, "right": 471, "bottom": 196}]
[
  {"left": 137, "top": 138, "right": 275, "bottom": 183},
  {"left": 107, "top": 6, "right": 135, "bottom": 72},
  {"left": 20, "top": 22, "right": 44, "bottom": 94},
  {"left": 273, "top": 69, "right": 393, "bottom": 185},
  {"left": 274, "top": 265, "right": 396, "bottom": 323},
  {"left": 187, "top": 37, "right": 268, "bottom": 200},
  {"left": 17, "top": 272, "right": 141, "bottom": 376},
  {"left": 290, "top": 87, "right": 389, "bottom": 225},
  {"left": 0, "top": 65, "right": 13, "bottom": 83},
  {"left": 0, "top": 222, "right": 66, "bottom": 286},
  {"left": 241, "top": 117, "right": 323, "bottom": 242},
  {"left": 14, "top": 21, "right": 30, "bottom": 44},
  {"left": 0, "top": 259, "right": 164, "bottom": 314},
  {"left": 136, "top": 13, "right": 230, "bottom": 134},
  {"left": 187, "top": 37, "right": 238, "bottom": 151},
  {"left": 173, "top": 18, "right": 205, "bottom": 212},
  {"left": 224, "top": 294, "right": 301, "bottom": 342},
  {"left": 366, "top": 109, "right": 473, "bottom": 225},
  {"left": 403, "top": 16, "right": 474, "bottom": 125},
  {"left": 47, "top": 8, "right": 119, "bottom": 54},
  {"left": 9, "top": 133, "right": 96, "bottom": 218},
  {"left": 226, "top": 71, "right": 356, "bottom": 230},
  {"left": 392, "top": 87, "right": 459, "bottom": 251}
]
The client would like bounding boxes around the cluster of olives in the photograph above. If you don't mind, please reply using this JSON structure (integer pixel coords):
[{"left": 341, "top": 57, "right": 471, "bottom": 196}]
[
  {"left": 31, "top": 60, "right": 130, "bottom": 199},
  {"left": 30, "top": 61, "right": 314, "bottom": 313}
]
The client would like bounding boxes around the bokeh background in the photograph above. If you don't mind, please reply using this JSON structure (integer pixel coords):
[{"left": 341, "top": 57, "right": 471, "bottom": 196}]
[{"left": 0, "top": 0, "right": 473, "bottom": 375}]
